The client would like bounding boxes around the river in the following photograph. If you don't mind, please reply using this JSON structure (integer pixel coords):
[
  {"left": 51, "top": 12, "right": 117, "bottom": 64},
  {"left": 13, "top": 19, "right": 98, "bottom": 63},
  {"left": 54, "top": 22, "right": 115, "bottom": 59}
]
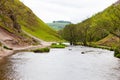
[{"left": 0, "top": 46, "right": 120, "bottom": 80}]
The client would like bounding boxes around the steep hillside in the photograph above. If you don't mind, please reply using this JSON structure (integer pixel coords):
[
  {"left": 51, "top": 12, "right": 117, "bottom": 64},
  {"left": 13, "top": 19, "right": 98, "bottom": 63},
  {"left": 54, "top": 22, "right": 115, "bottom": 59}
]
[
  {"left": 97, "top": 34, "right": 120, "bottom": 47},
  {"left": 92, "top": 1, "right": 120, "bottom": 47},
  {"left": 75, "top": 0, "right": 120, "bottom": 47},
  {"left": 0, "top": 0, "right": 61, "bottom": 44}
]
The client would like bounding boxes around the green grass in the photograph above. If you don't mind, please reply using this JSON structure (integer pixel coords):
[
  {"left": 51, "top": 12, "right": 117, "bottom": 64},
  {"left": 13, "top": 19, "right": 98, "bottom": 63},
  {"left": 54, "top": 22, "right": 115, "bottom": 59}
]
[
  {"left": 33, "top": 47, "right": 50, "bottom": 53},
  {"left": 51, "top": 43, "right": 66, "bottom": 48},
  {"left": 87, "top": 42, "right": 115, "bottom": 51},
  {"left": 96, "top": 34, "right": 120, "bottom": 47},
  {"left": 19, "top": 9, "right": 62, "bottom": 42},
  {"left": 113, "top": 46, "right": 120, "bottom": 58},
  {"left": 22, "top": 25, "right": 61, "bottom": 41}
]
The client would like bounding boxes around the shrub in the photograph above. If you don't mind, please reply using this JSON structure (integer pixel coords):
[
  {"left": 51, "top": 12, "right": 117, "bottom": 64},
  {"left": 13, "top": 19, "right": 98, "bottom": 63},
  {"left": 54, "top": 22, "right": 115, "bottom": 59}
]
[
  {"left": 51, "top": 43, "right": 66, "bottom": 48},
  {"left": 33, "top": 47, "right": 50, "bottom": 53},
  {"left": 51, "top": 43, "right": 57, "bottom": 45},
  {"left": 3, "top": 46, "right": 13, "bottom": 50},
  {"left": 114, "top": 48, "right": 120, "bottom": 58}
]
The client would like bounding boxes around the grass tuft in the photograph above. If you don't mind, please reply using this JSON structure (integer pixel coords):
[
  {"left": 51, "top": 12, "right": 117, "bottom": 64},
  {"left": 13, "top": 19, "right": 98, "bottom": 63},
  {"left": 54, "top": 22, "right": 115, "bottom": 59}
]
[
  {"left": 51, "top": 43, "right": 66, "bottom": 48},
  {"left": 3, "top": 46, "right": 13, "bottom": 50},
  {"left": 33, "top": 47, "right": 50, "bottom": 53}
]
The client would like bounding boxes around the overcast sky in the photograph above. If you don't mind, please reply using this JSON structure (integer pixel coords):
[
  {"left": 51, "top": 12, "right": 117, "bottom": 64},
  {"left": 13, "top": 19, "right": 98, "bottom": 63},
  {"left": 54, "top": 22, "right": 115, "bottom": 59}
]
[{"left": 20, "top": 0, "right": 117, "bottom": 23}]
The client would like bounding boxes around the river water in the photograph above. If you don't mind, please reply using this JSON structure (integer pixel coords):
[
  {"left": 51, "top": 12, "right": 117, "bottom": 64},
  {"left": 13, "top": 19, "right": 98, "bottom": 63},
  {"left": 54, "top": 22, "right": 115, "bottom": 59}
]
[{"left": 0, "top": 46, "right": 120, "bottom": 80}]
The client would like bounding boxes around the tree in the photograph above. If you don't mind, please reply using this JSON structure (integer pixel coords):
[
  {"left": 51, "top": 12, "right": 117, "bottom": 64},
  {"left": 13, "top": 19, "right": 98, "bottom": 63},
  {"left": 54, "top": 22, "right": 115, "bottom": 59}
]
[
  {"left": 76, "top": 23, "right": 90, "bottom": 46},
  {"left": 62, "top": 24, "right": 77, "bottom": 45},
  {"left": 76, "top": 18, "right": 92, "bottom": 46},
  {"left": 93, "top": 5, "right": 120, "bottom": 39},
  {"left": 0, "top": 0, "right": 7, "bottom": 8}
]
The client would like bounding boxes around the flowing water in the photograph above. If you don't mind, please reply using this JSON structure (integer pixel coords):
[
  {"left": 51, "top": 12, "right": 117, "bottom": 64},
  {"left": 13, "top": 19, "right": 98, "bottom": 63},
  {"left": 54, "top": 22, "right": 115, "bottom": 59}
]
[{"left": 0, "top": 46, "right": 120, "bottom": 80}]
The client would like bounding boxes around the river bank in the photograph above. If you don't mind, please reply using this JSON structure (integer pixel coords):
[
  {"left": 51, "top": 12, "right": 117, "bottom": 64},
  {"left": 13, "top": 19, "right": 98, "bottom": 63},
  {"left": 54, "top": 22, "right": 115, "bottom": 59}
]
[
  {"left": 0, "top": 42, "right": 52, "bottom": 58},
  {"left": 0, "top": 48, "right": 14, "bottom": 58}
]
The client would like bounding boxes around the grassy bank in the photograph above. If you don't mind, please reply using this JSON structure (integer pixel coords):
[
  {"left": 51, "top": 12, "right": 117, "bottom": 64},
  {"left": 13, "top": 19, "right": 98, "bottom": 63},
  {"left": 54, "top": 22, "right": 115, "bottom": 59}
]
[
  {"left": 32, "top": 47, "right": 50, "bottom": 53},
  {"left": 114, "top": 48, "right": 120, "bottom": 58},
  {"left": 88, "top": 44, "right": 115, "bottom": 51},
  {"left": 88, "top": 43, "right": 120, "bottom": 58},
  {"left": 51, "top": 43, "right": 66, "bottom": 48}
]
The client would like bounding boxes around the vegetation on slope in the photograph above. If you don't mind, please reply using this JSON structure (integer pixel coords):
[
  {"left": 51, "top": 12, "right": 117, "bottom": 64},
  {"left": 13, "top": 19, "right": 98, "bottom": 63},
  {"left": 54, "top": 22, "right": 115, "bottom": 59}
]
[
  {"left": 32, "top": 47, "right": 50, "bottom": 53},
  {"left": 51, "top": 43, "right": 66, "bottom": 48},
  {"left": 62, "top": 1, "right": 120, "bottom": 45},
  {"left": 97, "top": 34, "right": 120, "bottom": 47},
  {"left": 60, "top": 1, "right": 120, "bottom": 57},
  {"left": 0, "top": 0, "right": 38, "bottom": 47},
  {"left": 0, "top": 0, "right": 62, "bottom": 43}
]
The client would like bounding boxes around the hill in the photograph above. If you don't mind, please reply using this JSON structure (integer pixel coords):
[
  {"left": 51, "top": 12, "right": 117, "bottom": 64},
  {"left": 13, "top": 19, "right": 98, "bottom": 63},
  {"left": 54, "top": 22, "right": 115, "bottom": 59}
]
[
  {"left": 0, "top": 0, "right": 62, "bottom": 48},
  {"left": 47, "top": 21, "right": 71, "bottom": 30},
  {"left": 74, "top": 0, "right": 120, "bottom": 47},
  {"left": 90, "top": 0, "right": 120, "bottom": 47}
]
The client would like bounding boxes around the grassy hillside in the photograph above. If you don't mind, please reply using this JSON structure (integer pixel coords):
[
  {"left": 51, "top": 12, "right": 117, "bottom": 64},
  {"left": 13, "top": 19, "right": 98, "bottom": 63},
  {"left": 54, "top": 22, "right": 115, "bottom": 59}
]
[
  {"left": 72, "top": 1, "right": 120, "bottom": 47},
  {"left": 96, "top": 34, "right": 120, "bottom": 47},
  {"left": 90, "top": 3, "right": 120, "bottom": 47},
  {"left": 0, "top": 0, "right": 61, "bottom": 42}
]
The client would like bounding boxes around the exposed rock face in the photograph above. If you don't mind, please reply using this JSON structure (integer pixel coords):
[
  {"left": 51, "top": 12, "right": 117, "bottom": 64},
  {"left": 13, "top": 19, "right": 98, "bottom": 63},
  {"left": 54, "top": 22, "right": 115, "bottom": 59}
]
[
  {"left": 0, "top": 0, "right": 60, "bottom": 49},
  {"left": 0, "top": 0, "right": 40, "bottom": 48},
  {"left": 0, "top": 27, "right": 25, "bottom": 48},
  {"left": 8, "top": 10, "right": 21, "bottom": 33}
]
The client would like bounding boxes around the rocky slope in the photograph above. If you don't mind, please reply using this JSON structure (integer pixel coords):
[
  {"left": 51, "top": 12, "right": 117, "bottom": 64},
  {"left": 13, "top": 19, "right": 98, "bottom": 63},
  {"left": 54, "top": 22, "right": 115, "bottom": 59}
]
[{"left": 0, "top": 0, "right": 62, "bottom": 56}]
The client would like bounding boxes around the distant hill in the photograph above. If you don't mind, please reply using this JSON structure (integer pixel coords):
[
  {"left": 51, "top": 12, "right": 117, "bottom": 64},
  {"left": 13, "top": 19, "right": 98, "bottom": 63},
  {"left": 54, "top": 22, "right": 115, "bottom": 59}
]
[{"left": 47, "top": 21, "right": 72, "bottom": 30}]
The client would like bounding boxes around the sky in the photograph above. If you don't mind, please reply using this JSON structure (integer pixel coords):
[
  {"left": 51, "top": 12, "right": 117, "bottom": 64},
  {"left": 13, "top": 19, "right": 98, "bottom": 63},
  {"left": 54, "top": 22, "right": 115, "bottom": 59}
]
[{"left": 20, "top": 0, "right": 118, "bottom": 23}]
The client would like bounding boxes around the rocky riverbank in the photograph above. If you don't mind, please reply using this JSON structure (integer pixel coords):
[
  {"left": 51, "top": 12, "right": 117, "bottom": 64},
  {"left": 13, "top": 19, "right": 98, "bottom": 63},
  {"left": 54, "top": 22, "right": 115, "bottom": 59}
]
[{"left": 0, "top": 42, "right": 52, "bottom": 58}]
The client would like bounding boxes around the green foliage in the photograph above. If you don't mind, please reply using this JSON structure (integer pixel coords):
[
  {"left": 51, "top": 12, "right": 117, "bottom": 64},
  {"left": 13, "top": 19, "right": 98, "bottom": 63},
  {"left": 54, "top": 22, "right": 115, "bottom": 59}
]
[
  {"left": 3, "top": 46, "right": 13, "bottom": 50},
  {"left": 51, "top": 43, "right": 66, "bottom": 48},
  {"left": 91, "top": 4, "right": 120, "bottom": 39},
  {"left": 61, "top": 18, "right": 93, "bottom": 46},
  {"left": 33, "top": 47, "right": 50, "bottom": 53},
  {"left": 114, "top": 47, "right": 120, "bottom": 58},
  {"left": 61, "top": 3, "right": 120, "bottom": 47},
  {"left": 88, "top": 43, "right": 115, "bottom": 51},
  {"left": 61, "top": 24, "right": 77, "bottom": 45}
]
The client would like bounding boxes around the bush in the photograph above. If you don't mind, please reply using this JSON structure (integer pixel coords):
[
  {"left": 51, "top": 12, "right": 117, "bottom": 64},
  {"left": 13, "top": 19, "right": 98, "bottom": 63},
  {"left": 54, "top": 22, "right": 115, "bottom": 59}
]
[
  {"left": 51, "top": 43, "right": 66, "bottom": 48},
  {"left": 3, "top": 46, "right": 13, "bottom": 50},
  {"left": 51, "top": 43, "right": 57, "bottom": 45},
  {"left": 33, "top": 47, "right": 50, "bottom": 53},
  {"left": 114, "top": 48, "right": 120, "bottom": 58}
]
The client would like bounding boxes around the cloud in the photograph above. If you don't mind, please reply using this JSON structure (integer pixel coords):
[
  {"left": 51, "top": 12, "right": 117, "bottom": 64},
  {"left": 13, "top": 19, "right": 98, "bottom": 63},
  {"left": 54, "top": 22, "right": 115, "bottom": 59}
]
[{"left": 20, "top": 0, "right": 117, "bottom": 23}]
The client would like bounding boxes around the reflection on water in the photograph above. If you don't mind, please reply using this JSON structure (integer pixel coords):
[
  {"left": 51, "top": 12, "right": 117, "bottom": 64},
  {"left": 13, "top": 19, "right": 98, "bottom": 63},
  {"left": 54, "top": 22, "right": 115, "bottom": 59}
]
[{"left": 0, "top": 46, "right": 120, "bottom": 80}]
